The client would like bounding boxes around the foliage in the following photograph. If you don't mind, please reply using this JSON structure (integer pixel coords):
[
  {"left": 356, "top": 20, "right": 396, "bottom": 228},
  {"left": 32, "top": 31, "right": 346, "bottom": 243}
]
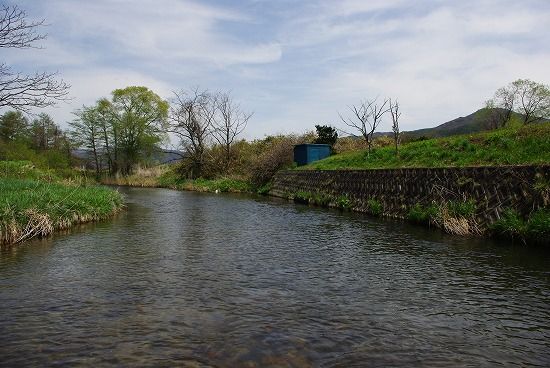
[
  {"left": 407, "top": 203, "right": 439, "bottom": 224},
  {"left": 314, "top": 125, "right": 338, "bottom": 147},
  {"left": 408, "top": 200, "right": 480, "bottom": 236},
  {"left": 301, "top": 123, "right": 550, "bottom": 170},
  {"left": 447, "top": 199, "right": 477, "bottom": 218},
  {"left": 367, "top": 199, "right": 383, "bottom": 216},
  {"left": 111, "top": 86, "right": 169, "bottom": 174},
  {"left": 335, "top": 195, "right": 352, "bottom": 210},
  {"left": 487, "top": 79, "right": 550, "bottom": 126},
  {"left": 0, "top": 110, "right": 74, "bottom": 171},
  {"left": 0, "top": 160, "right": 57, "bottom": 181},
  {"left": 68, "top": 87, "right": 169, "bottom": 175},
  {"left": 256, "top": 182, "right": 273, "bottom": 195},
  {"left": 0, "top": 160, "right": 123, "bottom": 246},
  {"left": 0, "top": 110, "right": 28, "bottom": 141},
  {"left": 491, "top": 209, "right": 550, "bottom": 245}
]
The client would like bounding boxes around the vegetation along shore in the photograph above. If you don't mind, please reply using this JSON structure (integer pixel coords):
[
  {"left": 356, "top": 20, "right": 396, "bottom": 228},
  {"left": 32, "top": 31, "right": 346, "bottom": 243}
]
[{"left": 0, "top": 161, "right": 123, "bottom": 247}]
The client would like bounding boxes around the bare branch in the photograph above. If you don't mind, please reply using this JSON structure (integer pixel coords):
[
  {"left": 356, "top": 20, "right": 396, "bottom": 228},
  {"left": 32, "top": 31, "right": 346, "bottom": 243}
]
[
  {"left": 0, "top": 5, "right": 46, "bottom": 49},
  {"left": 211, "top": 91, "right": 252, "bottom": 172},
  {"left": 0, "top": 65, "right": 70, "bottom": 112},
  {"left": 169, "top": 87, "right": 215, "bottom": 178},
  {"left": 339, "top": 97, "right": 389, "bottom": 156},
  {"left": 0, "top": 5, "right": 70, "bottom": 112}
]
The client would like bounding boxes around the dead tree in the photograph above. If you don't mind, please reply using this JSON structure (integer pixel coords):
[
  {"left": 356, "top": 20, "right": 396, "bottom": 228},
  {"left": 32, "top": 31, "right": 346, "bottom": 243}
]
[
  {"left": 212, "top": 91, "right": 252, "bottom": 172},
  {"left": 339, "top": 97, "right": 389, "bottom": 156},
  {"left": 0, "top": 5, "right": 69, "bottom": 112},
  {"left": 389, "top": 99, "right": 401, "bottom": 156}
]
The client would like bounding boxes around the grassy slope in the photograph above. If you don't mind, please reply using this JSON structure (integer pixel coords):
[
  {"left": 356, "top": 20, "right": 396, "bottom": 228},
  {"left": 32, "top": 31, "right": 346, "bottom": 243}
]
[
  {"left": 301, "top": 123, "right": 550, "bottom": 170},
  {"left": 0, "top": 161, "right": 123, "bottom": 246}
]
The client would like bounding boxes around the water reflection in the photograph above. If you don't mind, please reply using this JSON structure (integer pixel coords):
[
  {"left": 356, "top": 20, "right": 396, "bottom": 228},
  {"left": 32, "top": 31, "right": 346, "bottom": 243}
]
[{"left": 0, "top": 187, "right": 549, "bottom": 367}]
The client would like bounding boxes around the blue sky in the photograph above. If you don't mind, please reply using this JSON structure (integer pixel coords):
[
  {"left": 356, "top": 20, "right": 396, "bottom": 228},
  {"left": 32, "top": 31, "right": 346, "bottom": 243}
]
[{"left": 5, "top": 0, "right": 550, "bottom": 138}]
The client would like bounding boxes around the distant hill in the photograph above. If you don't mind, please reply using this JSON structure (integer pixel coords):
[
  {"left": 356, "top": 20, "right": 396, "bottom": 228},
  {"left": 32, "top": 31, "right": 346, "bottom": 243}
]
[
  {"left": 371, "top": 108, "right": 544, "bottom": 140},
  {"left": 399, "top": 108, "right": 543, "bottom": 139}
]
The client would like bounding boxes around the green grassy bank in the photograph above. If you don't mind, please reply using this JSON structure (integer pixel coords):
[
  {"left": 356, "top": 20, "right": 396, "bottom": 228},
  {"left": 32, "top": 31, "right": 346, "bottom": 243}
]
[
  {"left": 1, "top": 161, "right": 123, "bottom": 246},
  {"left": 301, "top": 123, "right": 550, "bottom": 170}
]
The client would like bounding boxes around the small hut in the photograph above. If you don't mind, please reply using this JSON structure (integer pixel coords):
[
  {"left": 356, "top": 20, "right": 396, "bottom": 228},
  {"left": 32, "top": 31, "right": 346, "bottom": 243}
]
[{"left": 293, "top": 144, "right": 331, "bottom": 166}]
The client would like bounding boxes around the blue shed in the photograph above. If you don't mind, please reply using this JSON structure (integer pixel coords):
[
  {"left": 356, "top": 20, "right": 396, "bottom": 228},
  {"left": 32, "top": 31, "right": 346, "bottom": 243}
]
[{"left": 293, "top": 144, "right": 331, "bottom": 166}]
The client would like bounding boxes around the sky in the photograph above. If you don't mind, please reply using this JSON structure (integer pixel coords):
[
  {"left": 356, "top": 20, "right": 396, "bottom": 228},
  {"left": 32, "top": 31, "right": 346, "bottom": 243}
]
[{"left": 4, "top": 0, "right": 550, "bottom": 139}]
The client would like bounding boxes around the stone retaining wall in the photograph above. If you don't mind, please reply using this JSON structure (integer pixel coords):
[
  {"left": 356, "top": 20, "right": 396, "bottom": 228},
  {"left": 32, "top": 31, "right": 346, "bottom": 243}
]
[{"left": 270, "top": 166, "right": 549, "bottom": 227}]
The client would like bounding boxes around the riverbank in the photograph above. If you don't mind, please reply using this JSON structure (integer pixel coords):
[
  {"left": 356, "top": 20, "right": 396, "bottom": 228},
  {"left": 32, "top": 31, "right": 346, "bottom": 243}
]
[
  {"left": 271, "top": 166, "right": 550, "bottom": 245},
  {"left": 0, "top": 161, "right": 123, "bottom": 246},
  {"left": 100, "top": 165, "right": 252, "bottom": 193}
]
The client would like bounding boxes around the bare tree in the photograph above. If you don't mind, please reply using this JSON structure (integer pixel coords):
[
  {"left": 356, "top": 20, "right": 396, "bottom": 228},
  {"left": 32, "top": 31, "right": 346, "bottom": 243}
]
[
  {"left": 339, "top": 97, "right": 389, "bottom": 156},
  {"left": 212, "top": 91, "right": 252, "bottom": 172},
  {"left": 0, "top": 5, "right": 69, "bottom": 112},
  {"left": 389, "top": 99, "right": 401, "bottom": 156},
  {"left": 169, "top": 88, "right": 215, "bottom": 178}
]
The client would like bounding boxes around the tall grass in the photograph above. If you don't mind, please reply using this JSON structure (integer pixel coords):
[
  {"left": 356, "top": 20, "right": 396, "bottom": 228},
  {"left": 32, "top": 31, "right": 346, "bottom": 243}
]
[{"left": 0, "top": 161, "right": 123, "bottom": 246}]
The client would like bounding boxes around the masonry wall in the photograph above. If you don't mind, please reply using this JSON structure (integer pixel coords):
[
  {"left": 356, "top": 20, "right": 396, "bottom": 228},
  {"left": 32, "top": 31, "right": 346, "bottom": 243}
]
[{"left": 270, "top": 166, "right": 549, "bottom": 226}]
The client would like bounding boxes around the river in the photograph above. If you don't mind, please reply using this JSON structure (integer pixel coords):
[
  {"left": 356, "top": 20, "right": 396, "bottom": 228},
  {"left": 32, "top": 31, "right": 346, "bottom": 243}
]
[{"left": 0, "top": 187, "right": 549, "bottom": 367}]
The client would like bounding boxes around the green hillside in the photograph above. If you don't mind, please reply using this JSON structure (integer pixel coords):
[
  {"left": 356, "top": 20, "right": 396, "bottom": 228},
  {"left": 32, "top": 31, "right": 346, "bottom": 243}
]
[{"left": 300, "top": 123, "right": 550, "bottom": 170}]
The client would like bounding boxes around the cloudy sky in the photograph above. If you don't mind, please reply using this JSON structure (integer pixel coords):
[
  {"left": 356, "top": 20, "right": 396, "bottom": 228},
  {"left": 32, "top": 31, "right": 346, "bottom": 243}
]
[{"left": 5, "top": 0, "right": 550, "bottom": 138}]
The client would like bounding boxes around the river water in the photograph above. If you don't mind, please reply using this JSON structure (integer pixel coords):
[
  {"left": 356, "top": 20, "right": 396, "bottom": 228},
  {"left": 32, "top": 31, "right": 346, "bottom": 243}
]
[{"left": 0, "top": 187, "right": 549, "bottom": 367}]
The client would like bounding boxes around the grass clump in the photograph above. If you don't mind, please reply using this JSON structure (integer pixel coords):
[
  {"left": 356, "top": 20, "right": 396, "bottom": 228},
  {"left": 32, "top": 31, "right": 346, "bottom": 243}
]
[
  {"left": 407, "top": 203, "right": 439, "bottom": 224},
  {"left": 335, "top": 195, "right": 352, "bottom": 210},
  {"left": 0, "top": 177, "right": 123, "bottom": 246},
  {"left": 491, "top": 209, "right": 550, "bottom": 245},
  {"left": 367, "top": 199, "right": 383, "bottom": 216},
  {"left": 407, "top": 200, "right": 480, "bottom": 236}
]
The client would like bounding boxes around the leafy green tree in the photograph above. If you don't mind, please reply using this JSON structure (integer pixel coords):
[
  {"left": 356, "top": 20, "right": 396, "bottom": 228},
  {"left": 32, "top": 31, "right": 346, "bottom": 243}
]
[
  {"left": 0, "top": 110, "right": 28, "bottom": 141},
  {"left": 488, "top": 79, "right": 550, "bottom": 126},
  {"left": 314, "top": 124, "right": 338, "bottom": 147},
  {"left": 110, "top": 86, "right": 169, "bottom": 174},
  {"left": 512, "top": 79, "right": 550, "bottom": 124},
  {"left": 29, "top": 113, "right": 62, "bottom": 150}
]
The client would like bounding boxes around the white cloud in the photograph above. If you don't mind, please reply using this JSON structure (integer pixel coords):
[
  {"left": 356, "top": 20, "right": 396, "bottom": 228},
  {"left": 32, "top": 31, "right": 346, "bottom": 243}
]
[{"left": 5, "top": 0, "right": 550, "bottom": 138}]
